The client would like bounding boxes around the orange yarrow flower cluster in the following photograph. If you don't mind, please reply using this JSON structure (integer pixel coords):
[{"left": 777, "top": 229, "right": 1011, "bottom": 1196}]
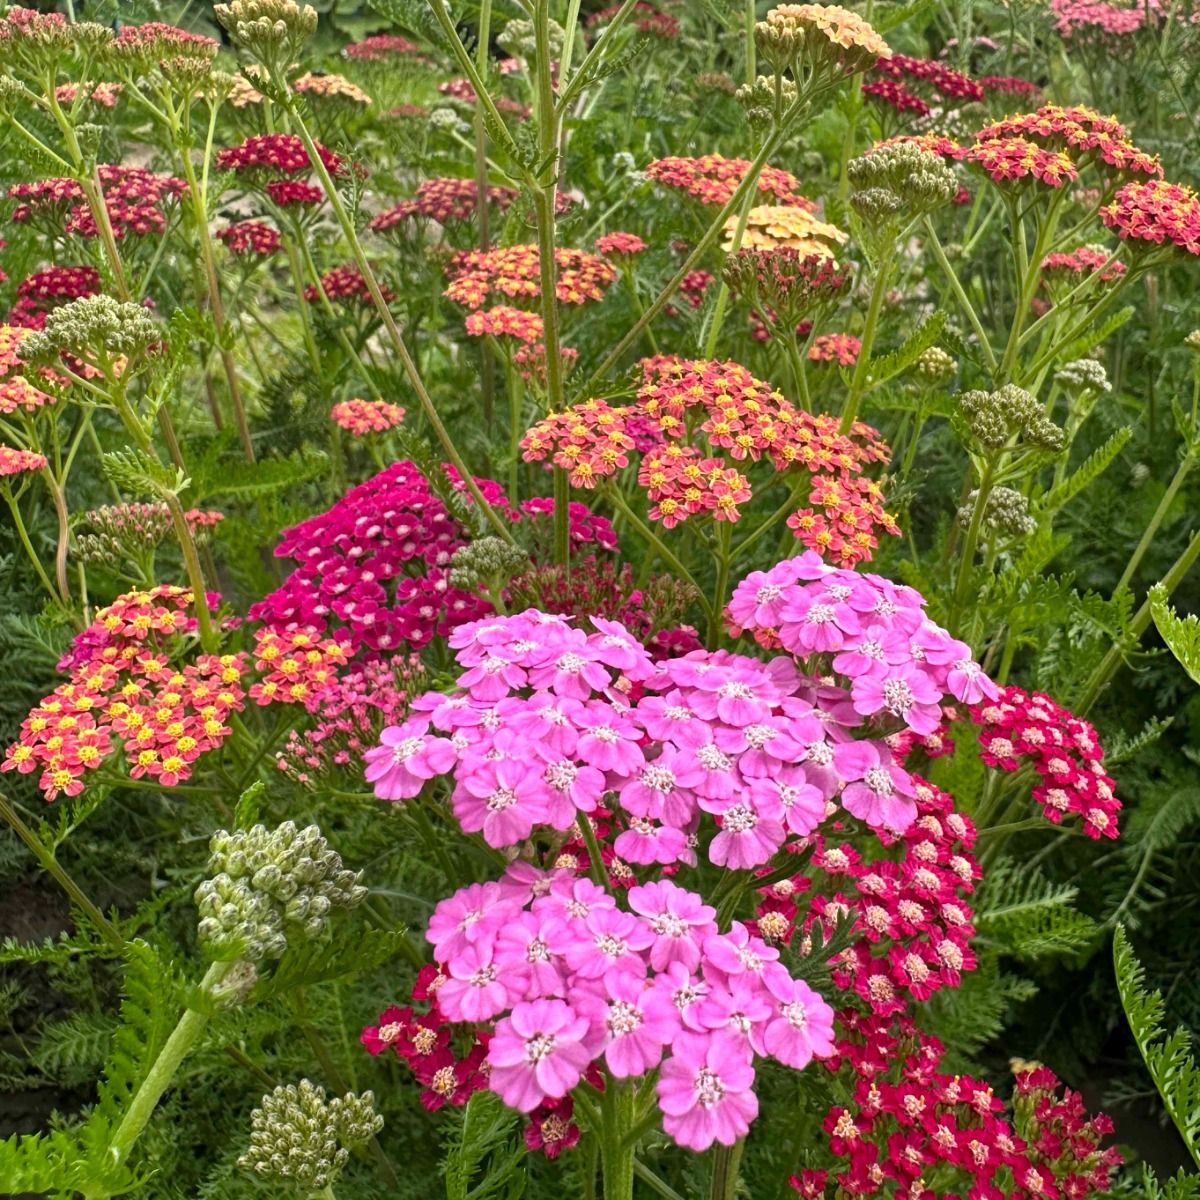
[
  {"left": 2, "top": 587, "right": 245, "bottom": 800},
  {"left": 967, "top": 137, "right": 1078, "bottom": 188},
  {"left": 522, "top": 358, "right": 898, "bottom": 564},
  {"left": 444, "top": 245, "right": 616, "bottom": 310},
  {"left": 0, "top": 324, "right": 56, "bottom": 415}
]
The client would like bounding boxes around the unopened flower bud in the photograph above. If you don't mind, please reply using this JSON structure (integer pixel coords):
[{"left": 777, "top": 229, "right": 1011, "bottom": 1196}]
[
  {"left": 1184, "top": 330, "right": 1200, "bottom": 352},
  {"left": 958, "top": 486, "right": 1037, "bottom": 537},
  {"left": 194, "top": 820, "right": 365, "bottom": 961},
  {"left": 214, "top": 0, "right": 317, "bottom": 65},
  {"left": 449, "top": 537, "right": 532, "bottom": 591},
  {"left": 1054, "top": 358, "right": 1110, "bottom": 398},
  {"left": 915, "top": 346, "right": 955, "bottom": 381},
  {"left": 238, "top": 1080, "right": 379, "bottom": 1189}
]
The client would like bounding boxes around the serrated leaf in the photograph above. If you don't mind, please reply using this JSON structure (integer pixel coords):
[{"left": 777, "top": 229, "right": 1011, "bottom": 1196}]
[
  {"left": 1114, "top": 926, "right": 1200, "bottom": 1169},
  {"left": 976, "top": 861, "right": 1099, "bottom": 959},
  {"left": 1054, "top": 305, "right": 1134, "bottom": 364},
  {"left": 443, "top": 1089, "right": 526, "bottom": 1200},
  {"left": 1035, "top": 426, "right": 1132, "bottom": 517},
  {"left": 253, "top": 928, "right": 412, "bottom": 1000},
  {"left": 865, "top": 311, "right": 947, "bottom": 391},
  {"left": 1150, "top": 583, "right": 1200, "bottom": 686},
  {"left": 234, "top": 781, "right": 265, "bottom": 830},
  {"left": 100, "top": 447, "right": 184, "bottom": 499},
  {"left": 189, "top": 449, "right": 329, "bottom": 504}
]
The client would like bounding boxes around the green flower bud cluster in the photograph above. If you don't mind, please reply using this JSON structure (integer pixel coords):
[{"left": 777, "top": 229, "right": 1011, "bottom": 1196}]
[
  {"left": 498, "top": 18, "right": 565, "bottom": 61},
  {"left": 915, "top": 346, "right": 956, "bottom": 381},
  {"left": 214, "top": 0, "right": 317, "bottom": 67},
  {"left": 722, "top": 246, "right": 848, "bottom": 328},
  {"left": 238, "top": 1080, "right": 382, "bottom": 1190},
  {"left": 20, "top": 296, "right": 161, "bottom": 365},
  {"left": 194, "top": 821, "right": 366, "bottom": 962},
  {"left": 735, "top": 75, "right": 796, "bottom": 131},
  {"left": 956, "top": 384, "right": 1065, "bottom": 453},
  {"left": 847, "top": 144, "right": 957, "bottom": 226},
  {"left": 958, "top": 486, "right": 1037, "bottom": 537},
  {"left": 449, "top": 536, "right": 532, "bottom": 592},
  {"left": 1054, "top": 358, "right": 1110, "bottom": 397}
]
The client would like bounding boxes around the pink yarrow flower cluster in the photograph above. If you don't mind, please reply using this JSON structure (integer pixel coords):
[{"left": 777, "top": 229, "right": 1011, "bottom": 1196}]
[
  {"left": 415, "top": 863, "right": 835, "bottom": 1150},
  {"left": 366, "top": 553, "right": 993, "bottom": 855}
]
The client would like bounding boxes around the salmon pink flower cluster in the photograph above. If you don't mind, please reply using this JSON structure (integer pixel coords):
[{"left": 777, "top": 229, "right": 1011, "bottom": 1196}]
[
  {"left": 522, "top": 358, "right": 897, "bottom": 564},
  {"left": 444, "top": 245, "right": 616, "bottom": 310},
  {"left": 971, "top": 684, "right": 1122, "bottom": 838},
  {"left": 464, "top": 305, "right": 546, "bottom": 344},
  {"left": 595, "top": 232, "right": 647, "bottom": 258},
  {"left": 1100, "top": 180, "right": 1200, "bottom": 256},
  {"left": 329, "top": 397, "right": 406, "bottom": 435},
  {"left": 646, "top": 155, "right": 807, "bottom": 207},
  {"left": 0, "top": 445, "right": 48, "bottom": 476}
]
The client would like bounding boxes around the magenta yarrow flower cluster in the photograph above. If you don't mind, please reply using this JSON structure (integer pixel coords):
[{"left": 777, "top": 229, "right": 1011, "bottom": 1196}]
[
  {"left": 422, "top": 862, "right": 835, "bottom": 1150},
  {"left": 250, "top": 463, "right": 618, "bottom": 656}
]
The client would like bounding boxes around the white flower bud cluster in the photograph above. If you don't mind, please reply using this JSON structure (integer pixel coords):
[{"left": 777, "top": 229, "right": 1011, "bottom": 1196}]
[{"left": 237, "top": 1080, "right": 382, "bottom": 1189}]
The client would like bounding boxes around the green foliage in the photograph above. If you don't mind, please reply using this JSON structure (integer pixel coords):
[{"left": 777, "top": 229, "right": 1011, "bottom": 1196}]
[
  {"left": 442, "top": 1089, "right": 528, "bottom": 1200},
  {"left": 1035, "top": 426, "right": 1133, "bottom": 518},
  {"left": 1114, "top": 926, "right": 1200, "bottom": 1169},
  {"left": 976, "top": 861, "right": 1100, "bottom": 960},
  {"left": 1151, "top": 583, "right": 1200, "bottom": 685},
  {"left": 867, "top": 311, "right": 947, "bottom": 391},
  {"left": 253, "top": 928, "right": 414, "bottom": 1000}
]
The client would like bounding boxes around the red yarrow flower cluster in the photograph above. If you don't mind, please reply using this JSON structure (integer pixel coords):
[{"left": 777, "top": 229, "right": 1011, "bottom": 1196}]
[
  {"left": 329, "top": 397, "right": 406, "bottom": 435},
  {"left": 588, "top": 1, "right": 680, "bottom": 37},
  {"left": 1101, "top": 180, "right": 1200, "bottom": 256},
  {"left": 862, "top": 79, "right": 931, "bottom": 117},
  {"left": 871, "top": 53, "right": 984, "bottom": 103},
  {"left": 216, "top": 133, "right": 347, "bottom": 178},
  {"left": 305, "top": 265, "right": 394, "bottom": 305},
  {"left": 216, "top": 220, "right": 280, "bottom": 256},
  {"left": 971, "top": 684, "right": 1122, "bottom": 838},
  {"left": 647, "top": 155, "right": 809, "bottom": 207},
  {"left": 444, "top": 246, "right": 616, "bottom": 310},
  {"left": 361, "top": 971, "right": 494, "bottom": 1113},
  {"left": 758, "top": 776, "right": 979, "bottom": 1015},
  {"left": 815, "top": 1011, "right": 1121, "bottom": 1200},
  {"left": 10, "top": 165, "right": 186, "bottom": 241},
  {"left": 343, "top": 33, "right": 426, "bottom": 60}
]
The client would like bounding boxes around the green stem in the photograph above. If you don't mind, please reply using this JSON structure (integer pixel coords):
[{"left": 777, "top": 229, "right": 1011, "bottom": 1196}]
[
  {"left": 604, "top": 487, "right": 712, "bottom": 623},
  {"left": 1077, "top": 529, "right": 1200, "bottom": 713},
  {"left": 101, "top": 958, "right": 236, "bottom": 1181},
  {"left": 634, "top": 1160, "right": 687, "bottom": 1200},
  {"left": 922, "top": 217, "right": 997, "bottom": 373},
  {"left": 709, "top": 522, "right": 733, "bottom": 646},
  {"left": 952, "top": 457, "right": 997, "bottom": 619},
  {"left": 578, "top": 813, "right": 611, "bottom": 888},
  {"left": 709, "top": 1139, "right": 745, "bottom": 1200},
  {"left": 1114, "top": 451, "right": 1195, "bottom": 594},
  {"left": 4, "top": 489, "right": 60, "bottom": 605},
  {"left": 839, "top": 246, "right": 893, "bottom": 433},
  {"left": 600, "top": 1079, "right": 636, "bottom": 1200},
  {"left": 585, "top": 104, "right": 804, "bottom": 388},
  {"left": 281, "top": 97, "right": 516, "bottom": 544},
  {"left": 0, "top": 792, "right": 124, "bottom": 951}
]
